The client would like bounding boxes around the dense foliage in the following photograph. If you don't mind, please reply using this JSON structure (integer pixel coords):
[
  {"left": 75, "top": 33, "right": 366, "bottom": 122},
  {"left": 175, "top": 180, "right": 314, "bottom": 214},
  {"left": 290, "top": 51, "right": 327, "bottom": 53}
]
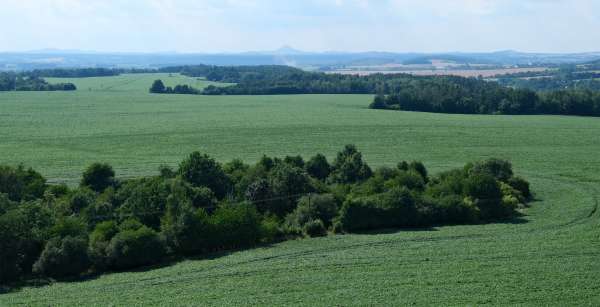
[
  {"left": 0, "top": 72, "right": 76, "bottom": 91},
  {"left": 370, "top": 85, "right": 600, "bottom": 116},
  {"left": 495, "top": 65, "right": 600, "bottom": 92},
  {"left": 0, "top": 147, "right": 531, "bottom": 284},
  {"left": 29, "top": 68, "right": 157, "bottom": 78}
]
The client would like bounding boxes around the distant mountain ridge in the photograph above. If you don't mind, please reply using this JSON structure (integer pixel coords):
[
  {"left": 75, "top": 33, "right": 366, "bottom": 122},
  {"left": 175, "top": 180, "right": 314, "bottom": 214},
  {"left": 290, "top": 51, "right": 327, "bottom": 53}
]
[{"left": 2, "top": 47, "right": 600, "bottom": 71}]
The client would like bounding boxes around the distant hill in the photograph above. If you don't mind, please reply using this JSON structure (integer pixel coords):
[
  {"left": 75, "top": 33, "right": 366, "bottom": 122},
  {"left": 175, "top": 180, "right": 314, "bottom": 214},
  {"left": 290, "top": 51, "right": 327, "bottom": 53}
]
[{"left": 2, "top": 48, "right": 600, "bottom": 71}]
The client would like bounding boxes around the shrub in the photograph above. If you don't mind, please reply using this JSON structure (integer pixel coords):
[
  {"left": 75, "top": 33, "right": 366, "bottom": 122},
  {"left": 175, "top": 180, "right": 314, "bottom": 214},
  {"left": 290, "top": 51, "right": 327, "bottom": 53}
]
[
  {"left": 89, "top": 221, "right": 119, "bottom": 269},
  {"left": 32, "top": 236, "right": 90, "bottom": 278},
  {"left": 435, "top": 195, "right": 479, "bottom": 224},
  {"left": 69, "top": 188, "right": 96, "bottom": 214},
  {"left": 303, "top": 219, "right": 327, "bottom": 237},
  {"left": 260, "top": 215, "right": 282, "bottom": 243},
  {"left": 339, "top": 188, "right": 419, "bottom": 232},
  {"left": 469, "top": 158, "right": 513, "bottom": 182},
  {"left": 161, "top": 197, "right": 212, "bottom": 255},
  {"left": 408, "top": 161, "right": 428, "bottom": 182},
  {"left": 507, "top": 176, "right": 531, "bottom": 199},
  {"left": 284, "top": 155, "right": 305, "bottom": 168},
  {"left": 81, "top": 163, "right": 115, "bottom": 192},
  {"left": 50, "top": 217, "right": 87, "bottom": 239},
  {"left": 210, "top": 203, "right": 263, "bottom": 249},
  {"left": 117, "top": 177, "right": 170, "bottom": 230},
  {"left": 464, "top": 173, "right": 502, "bottom": 200},
  {"left": 107, "top": 226, "right": 166, "bottom": 270},
  {"left": 338, "top": 197, "right": 384, "bottom": 231},
  {"left": 305, "top": 154, "right": 331, "bottom": 180},
  {"left": 0, "top": 193, "right": 16, "bottom": 215},
  {"left": 386, "top": 170, "right": 425, "bottom": 191},
  {"left": 0, "top": 164, "right": 47, "bottom": 201},
  {"left": 286, "top": 194, "right": 338, "bottom": 228},
  {"left": 46, "top": 184, "right": 69, "bottom": 198}
]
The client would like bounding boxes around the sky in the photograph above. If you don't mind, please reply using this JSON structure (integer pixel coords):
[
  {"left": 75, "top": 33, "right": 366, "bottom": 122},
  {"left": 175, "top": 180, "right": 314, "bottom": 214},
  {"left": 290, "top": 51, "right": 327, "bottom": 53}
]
[{"left": 0, "top": 0, "right": 598, "bottom": 53}]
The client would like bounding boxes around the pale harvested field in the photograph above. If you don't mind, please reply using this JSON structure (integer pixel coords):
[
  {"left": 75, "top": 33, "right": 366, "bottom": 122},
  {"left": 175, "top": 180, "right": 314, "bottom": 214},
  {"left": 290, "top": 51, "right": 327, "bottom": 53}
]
[{"left": 329, "top": 67, "right": 550, "bottom": 77}]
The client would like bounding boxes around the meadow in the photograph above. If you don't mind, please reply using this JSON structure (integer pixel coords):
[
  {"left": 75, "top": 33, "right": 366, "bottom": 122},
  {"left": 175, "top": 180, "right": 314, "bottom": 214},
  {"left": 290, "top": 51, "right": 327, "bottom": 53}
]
[{"left": 1, "top": 74, "right": 599, "bottom": 305}]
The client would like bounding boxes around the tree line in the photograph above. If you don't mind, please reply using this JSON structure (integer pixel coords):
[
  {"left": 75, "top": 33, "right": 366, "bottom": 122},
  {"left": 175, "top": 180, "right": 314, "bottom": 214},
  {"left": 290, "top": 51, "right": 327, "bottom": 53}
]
[
  {"left": 29, "top": 68, "right": 157, "bottom": 78},
  {"left": 370, "top": 83, "right": 600, "bottom": 116},
  {"left": 150, "top": 65, "right": 600, "bottom": 116},
  {"left": 0, "top": 146, "right": 531, "bottom": 284},
  {"left": 0, "top": 72, "right": 76, "bottom": 91}
]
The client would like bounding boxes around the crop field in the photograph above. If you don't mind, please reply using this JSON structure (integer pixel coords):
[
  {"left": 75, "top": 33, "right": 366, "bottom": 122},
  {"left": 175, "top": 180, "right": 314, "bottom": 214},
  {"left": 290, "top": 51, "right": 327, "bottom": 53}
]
[{"left": 1, "top": 74, "right": 600, "bottom": 305}]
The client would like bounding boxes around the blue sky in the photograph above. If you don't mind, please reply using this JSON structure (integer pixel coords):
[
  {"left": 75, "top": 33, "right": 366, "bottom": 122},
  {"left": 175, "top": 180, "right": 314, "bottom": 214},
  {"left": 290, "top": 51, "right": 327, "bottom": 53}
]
[{"left": 0, "top": 0, "right": 598, "bottom": 53}]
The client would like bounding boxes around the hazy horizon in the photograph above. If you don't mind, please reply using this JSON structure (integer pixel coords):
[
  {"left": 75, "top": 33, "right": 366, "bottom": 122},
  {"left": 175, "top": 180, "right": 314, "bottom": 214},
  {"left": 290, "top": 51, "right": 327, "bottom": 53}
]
[{"left": 1, "top": 0, "right": 599, "bottom": 54}]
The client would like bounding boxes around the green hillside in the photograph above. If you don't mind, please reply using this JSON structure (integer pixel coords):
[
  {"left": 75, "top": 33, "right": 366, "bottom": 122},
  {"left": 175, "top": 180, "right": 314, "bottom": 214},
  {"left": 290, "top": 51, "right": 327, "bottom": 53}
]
[{"left": 1, "top": 74, "right": 599, "bottom": 305}]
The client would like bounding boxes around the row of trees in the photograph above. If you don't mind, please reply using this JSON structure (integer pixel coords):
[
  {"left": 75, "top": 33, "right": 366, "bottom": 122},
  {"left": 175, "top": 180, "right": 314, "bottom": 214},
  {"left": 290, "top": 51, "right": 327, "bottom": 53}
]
[
  {"left": 0, "top": 146, "right": 531, "bottom": 284},
  {"left": 149, "top": 80, "right": 201, "bottom": 95},
  {"left": 28, "top": 68, "right": 157, "bottom": 78},
  {"left": 371, "top": 87, "right": 600, "bottom": 116},
  {"left": 0, "top": 73, "right": 76, "bottom": 91}
]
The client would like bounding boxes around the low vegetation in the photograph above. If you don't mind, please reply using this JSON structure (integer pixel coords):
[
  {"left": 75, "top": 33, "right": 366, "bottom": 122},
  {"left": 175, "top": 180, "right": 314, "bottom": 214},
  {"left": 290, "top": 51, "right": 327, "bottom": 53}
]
[{"left": 0, "top": 145, "right": 530, "bottom": 284}]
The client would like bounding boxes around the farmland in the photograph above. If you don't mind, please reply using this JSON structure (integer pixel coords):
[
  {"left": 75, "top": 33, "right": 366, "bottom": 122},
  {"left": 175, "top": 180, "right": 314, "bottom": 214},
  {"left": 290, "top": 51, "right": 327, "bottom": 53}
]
[{"left": 1, "top": 74, "right": 600, "bottom": 305}]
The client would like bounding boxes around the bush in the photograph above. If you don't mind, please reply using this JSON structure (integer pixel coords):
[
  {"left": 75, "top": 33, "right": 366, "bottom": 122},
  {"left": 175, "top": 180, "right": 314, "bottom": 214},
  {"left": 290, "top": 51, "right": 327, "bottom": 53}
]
[
  {"left": 0, "top": 164, "right": 47, "bottom": 201},
  {"left": 50, "top": 217, "right": 87, "bottom": 239},
  {"left": 507, "top": 176, "right": 531, "bottom": 199},
  {"left": 69, "top": 188, "right": 96, "bottom": 214},
  {"left": 305, "top": 154, "right": 331, "bottom": 180},
  {"left": 386, "top": 170, "right": 425, "bottom": 191},
  {"left": 469, "top": 159, "right": 513, "bottom": 182},
  {"left": 116, "top": 177, "right": 170, "bottom": 230},
  {"left": 89, "top": 221, "right": 119, "bottom": 269},
  {"left": 303, "top": 219, "right": 327, "bottom": 237},
  {"left": 338, "top": 188, "right": 419, "bottom": 231},
  {"left": 32, "top": 236, "right": 90, "bottom": 278},
  {"left": 260, "top": 215, "right": 282, "bottom": 243},
  {"left": 408, "top": 161, "right": 428, "bottom": 182},
  {"left": 161, "top": 204, "right": 212, "bottom": 255},
  {"left": 210, "top": 203, "right": 263, "bottom": 249},
  {"left": 286, "top": 194, "right": 338, "bottom": 228},
  {"left": 435, "top": 195, "right": 479, "bottom": 224},
  {"left": 464, "top": 173, "right": 502, "bottom": 200},
  {"left": 107, "top": 226, "right": 166, "bottom": 270},
  {"left": 81, "top": 163, "right": 115, "bottom": 192}
]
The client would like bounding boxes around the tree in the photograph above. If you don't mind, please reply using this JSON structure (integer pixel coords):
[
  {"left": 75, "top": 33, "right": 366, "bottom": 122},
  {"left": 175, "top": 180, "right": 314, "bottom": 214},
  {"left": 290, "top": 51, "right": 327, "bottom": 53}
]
[
  {"left": 32, "top": 236, "right": 90, "bottom": 278},
  {"left": 328, "top": 145, "right": 372, "bottom": 184},
  {"left": 81, "top": 163, "right": 115, "bottom": 192},
  {"left": 369, "top": 94, "right": 387, "bottom": 109},
  {"left": 178, "top": 152, "right": 231, "bottom": 199},
  {"left": 305, "top": 154, "right": 331, "bottom": 180},
  {"left": 268, "top": 164, "right": 312, "bottom": 216},
  {"left": 149, "top": 79, "right": 166, "bottom": 93},
  {"left": 107, "top": 225, "right": 166, "bottom": 270}
]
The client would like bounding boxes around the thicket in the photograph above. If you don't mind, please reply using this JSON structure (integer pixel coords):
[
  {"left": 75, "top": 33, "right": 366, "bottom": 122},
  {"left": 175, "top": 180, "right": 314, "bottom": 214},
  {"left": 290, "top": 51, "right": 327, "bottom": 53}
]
[
  {"left": 0, "top": 72, "right": 76, "bottom": 91},
  {"left": 0, "top": 146, "right": 531, "bottom": 284},
  {"left": 370, "top": 83, "right": 600, "bottom": 116}
]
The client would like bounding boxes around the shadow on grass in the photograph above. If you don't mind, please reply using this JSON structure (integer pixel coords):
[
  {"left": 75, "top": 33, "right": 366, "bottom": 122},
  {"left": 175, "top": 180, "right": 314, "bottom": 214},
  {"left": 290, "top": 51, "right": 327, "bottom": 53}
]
[{"left": 0, "top": 240, "right": 281, "bottom": 294}]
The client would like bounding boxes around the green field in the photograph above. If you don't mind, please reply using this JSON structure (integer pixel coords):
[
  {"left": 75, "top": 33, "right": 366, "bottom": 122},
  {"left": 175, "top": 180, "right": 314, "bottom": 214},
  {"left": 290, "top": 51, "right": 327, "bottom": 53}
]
[{"left": 1, "top": 74, "right": 600, "bottom": 305}]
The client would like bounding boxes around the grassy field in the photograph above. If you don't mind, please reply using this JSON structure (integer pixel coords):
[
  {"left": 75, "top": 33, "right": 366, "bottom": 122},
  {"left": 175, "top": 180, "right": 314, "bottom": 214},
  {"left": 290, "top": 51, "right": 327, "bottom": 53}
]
[{"left": 1, "top": 74, "right": 600, "bottom": 305}]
